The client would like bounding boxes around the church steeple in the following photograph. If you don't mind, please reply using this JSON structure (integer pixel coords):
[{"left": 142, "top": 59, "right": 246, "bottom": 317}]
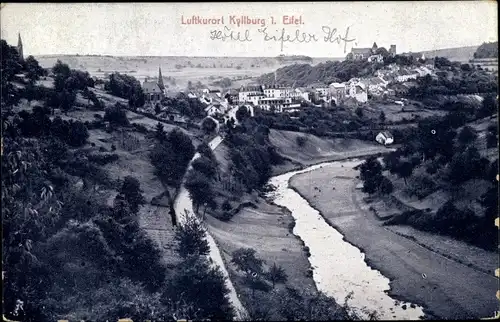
[
  {"left": 157, "top": 66, "right": 165, "bottom": 91},
  {"left": 17, "top": 33, "right": 24, "bottom": 61}
]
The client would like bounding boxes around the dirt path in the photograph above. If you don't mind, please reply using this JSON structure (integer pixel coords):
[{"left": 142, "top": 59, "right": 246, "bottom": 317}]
[
  {"left": 290, "top": 161, "right": 498, "bottom": 319},
  {"left": 173, "top": 135, "right": 248, "bottom": 320}
]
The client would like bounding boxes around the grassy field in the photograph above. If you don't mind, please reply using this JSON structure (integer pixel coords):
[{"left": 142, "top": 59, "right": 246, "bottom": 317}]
[
  {"left": 289, "top": 161, "right": 498, "bottom": 319},
  {"left": 362, "top": 101, "right": 449, "bottom": 123},
  {"left": 269, "top": 129, "right": 390, "bottom": 168},
  {"left": 83, "top": 126, "right": 181, "bottom": 266}
]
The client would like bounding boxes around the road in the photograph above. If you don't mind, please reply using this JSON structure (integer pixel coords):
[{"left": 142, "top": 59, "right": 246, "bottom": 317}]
[
  {"left": 173, "top": 135, "right": 248, "bottom": 320},
  {"left": 290, "top": 161, "right": 499, "bottom": 319}
]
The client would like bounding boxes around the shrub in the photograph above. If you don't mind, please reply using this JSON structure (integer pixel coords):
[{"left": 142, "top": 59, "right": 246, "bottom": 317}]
[
  {"left": 296, "top": 135, "right": 308, "bottom": 147},
  {"left": 378, "top": 177, "right": 393, "bottom": 194},
  {"left": 104, "top": 103, "right": 130, "bottom": 126},
  {"left": 87, "top": 153, "right": 119, "bottom": 165}
]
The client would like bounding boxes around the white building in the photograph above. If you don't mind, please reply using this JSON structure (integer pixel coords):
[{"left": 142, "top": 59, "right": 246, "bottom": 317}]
[
  {"left": 368, "top": 54, "right": 384, "bottom": 63},
  {"left": 346, "top": 79, "right": 368, "bottom": 103},
  {"left": 239, "top": 86, "right": 264, "bottom": 103},
  {"left": 329, "top": 82, "right": 347, "bottom": 105},
  {"left": 376, "top": 131, "right": 394, "bottom": 145}
]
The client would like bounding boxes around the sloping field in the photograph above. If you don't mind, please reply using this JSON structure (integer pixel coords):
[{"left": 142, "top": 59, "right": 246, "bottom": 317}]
[{"left": 269, "top": 129, "right": 389, "bottom": 166}]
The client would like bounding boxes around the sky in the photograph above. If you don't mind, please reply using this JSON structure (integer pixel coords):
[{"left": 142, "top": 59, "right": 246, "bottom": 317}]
[{"left": 1, "top": 2, "right": 498, "bottom": 57}]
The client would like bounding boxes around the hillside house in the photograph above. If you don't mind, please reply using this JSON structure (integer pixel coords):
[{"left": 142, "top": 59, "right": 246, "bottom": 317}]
[
  {"left": 329, "top": 82, "right": 347, "bottom": 105},
  {"left": 224, "top": 89, "right": 239, "bottom": 105},
  {"left": 368, "top": 54, "right": 384, "bottom": 63},
  {"left": 346, "top": 79, "right": 368, "bottom": 103},
  {"left": 395, "top": 69, "right": 419, "bottom": 82},
  {"left": 309, "top": 83, "right": 330, "bottom": 100},
  {"left": 376, "top": 131, "right": 394, "bottom": 145}
]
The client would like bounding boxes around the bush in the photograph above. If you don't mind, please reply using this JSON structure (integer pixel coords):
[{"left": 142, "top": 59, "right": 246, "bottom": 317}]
[
  {"left": 201, "top": 117, "right": 218, "bottom": 134},
  {"left": 104, "top": 103, "right": 130, "bottom": 126},
  {"left": 405, "top": 173, "right": 436, "bottom": 199},
  {"left": 87, "top": 153, "right": 119, "bottom": 165},
  {"left": 221, "top": 200, "right": 232, "bottom": 211},
  {"left": 296, "top": 135, "right": 308, "bottom": 147},
  {"left": 287, "top": 221, "right": 295, "bottom": 233},
  {"left": 378, "top": 177, "right": 393, "bottom": 194}
]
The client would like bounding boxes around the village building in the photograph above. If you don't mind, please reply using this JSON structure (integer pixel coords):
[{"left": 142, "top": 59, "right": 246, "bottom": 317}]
[
  {"left": 238, "top": 85, "right": 264, "bottom": 103},
  {"left": 329, "top": 82, "right": 347, "bottom": 105},
  {"left": 376, "top": 131, "right": 394, "bottom": 145},
  {"left": 345, "top": 79, "right": 368, "bottom": 103},
  {"left": 142, "top": 66, "right": 166, "bottom": 105}
]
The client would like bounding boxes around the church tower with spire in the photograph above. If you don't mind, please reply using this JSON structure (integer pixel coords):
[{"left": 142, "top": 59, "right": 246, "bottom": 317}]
[
  {"left": 157, "top": 66, "right": 165, "bottom": 93},
  {"left": 17, "top": 33, "right": 24, "bottom": 61}
]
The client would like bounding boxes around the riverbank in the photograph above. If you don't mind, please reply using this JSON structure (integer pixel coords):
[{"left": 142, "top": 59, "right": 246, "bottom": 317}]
[
  {"left": 289, "top": 161, "right": 498, "bottom": 319},
  {"left": 205, "top": 197, "right": 321, "bottom": 319}
]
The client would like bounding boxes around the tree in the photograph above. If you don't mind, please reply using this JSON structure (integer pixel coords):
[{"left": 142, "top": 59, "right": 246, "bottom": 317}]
[
  {"left": 154, "top": 103, "right": 162, "bottom": 115},
  {"left": 119, "top": 176, "right": 146, "bottom": 214},
  {"left": 25, "top": 55, "right": 46, "bottom": 83},
  {"left": 185, "top": 170, "right": 216, "bottom": 215},
  {"left": 379, "top": 111, "right": 386, "bottom": 123},
  {"left": 104, "top": 72, "right": 145, "bottom": 108},
  {"left": 355, "top": 107, "right": 363, "bottom": 118},
  {"left": 457, "top": 126, "right": 477, "bottom": 148},
  {"left": 52, "top": 60, "right": 71, "bottom": 78},
  {"left": 235, "top": 105, "right": 251, "bottom": 123},
  {"left": 397, "top": 161, "right": 414, "bottom": 185},
  {"left": 174, "top": 215, "right": 210, "bottom": 258},
  {"left": 359, "top": 156, "right": 382, "bottom": 183},
  {"left": 221, "top": 200, "right": 232, "bottom": 212},
  {"left": 67, "top": 120, "right": 89, "bottom": 147},
  {"left": 165, "top": 255, "right": 234, "bottom": 320},
  {"left": 150, "top": 128, "right": 195, "bottom": 188},
  {"left": 296, "top": 136, "right": 308, "bottom": 147},
  {"left": 192, "top": 156, "right": 217, "bottom": 181},
  {"left": 201, "top": 116, "right": 218, "bottom": 134},
  {"left": 243, "top": 272, "right": 272, "bottom": 299},
  {"left": 266, "top": 262, "right": 288, "bottom": 288},
  {"left": 378, "top": 177, "right": 393, "bottom": 194},
  {"left": 231, "top": 247, "right": 265, "bottom": 275},
  {"left": 486, "top": 124, "right": 497, "bottom": 149},
  {"left": 383, "top": 152, "right": 401, "bottom": 174},
  {"left": 104, "top": 103, "right": 130, "bottom": 126},
  {"left": 155, "top": 122, "right": 166, "bottom": 141},
  {"left": 476, "top": 94, "right": 497, "bottom": 118}
]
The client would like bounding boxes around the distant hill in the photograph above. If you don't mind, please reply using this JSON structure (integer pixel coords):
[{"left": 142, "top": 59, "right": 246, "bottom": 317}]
[
  {"left": 473, "top": 42, "right": 498, "bottom": 59},
  {"left": 410, "top": 45, "right": 480, "bottom": 63}
]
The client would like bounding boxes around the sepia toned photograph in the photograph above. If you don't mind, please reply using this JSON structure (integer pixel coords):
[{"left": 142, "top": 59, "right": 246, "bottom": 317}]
[{"left": 1, "top": 2, "right": 498, "bottom": 321}]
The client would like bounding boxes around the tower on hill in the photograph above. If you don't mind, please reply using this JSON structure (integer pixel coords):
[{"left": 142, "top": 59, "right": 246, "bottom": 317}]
[
  {"left": 158, "top": 66, "right": 165, "bottom": 91},
  {"left": 17, "top": 33, "right": 24, "bottom": 61}
]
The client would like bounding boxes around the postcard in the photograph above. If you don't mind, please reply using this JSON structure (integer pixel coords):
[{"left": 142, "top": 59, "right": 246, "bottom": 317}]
[{"left": 1, "top": 2, "right": 498, "bottom": 321}]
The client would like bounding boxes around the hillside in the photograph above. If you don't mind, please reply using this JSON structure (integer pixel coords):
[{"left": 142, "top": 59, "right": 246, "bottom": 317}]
[
  {"left": 414, "top": 45, "right": 480, "bottom": 62},
  {"left": 473, "top": 42, "right": 498, "bottom": 59},
  {"left": 257, "top": 60, "right": 380, "bottom": 86}
]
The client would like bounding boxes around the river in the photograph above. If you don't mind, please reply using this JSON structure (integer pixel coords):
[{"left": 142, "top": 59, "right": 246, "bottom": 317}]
[
  {"left": 173, "top": 135, "right": 248, "bottom": 320},
  {"left": 265, "top": 160, "right": 426, "bottom": 320}
]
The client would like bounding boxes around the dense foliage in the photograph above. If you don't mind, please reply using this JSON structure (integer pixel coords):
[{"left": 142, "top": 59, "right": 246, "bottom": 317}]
[
  {"left": 104, "top": 72, "right": 145, "bottom": 108},
  {"left": 1, "top": 46, "right": 234, "bottom": 321},
  {"left": 473, "top": 42, "right": 498, "bottom": 59}
]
